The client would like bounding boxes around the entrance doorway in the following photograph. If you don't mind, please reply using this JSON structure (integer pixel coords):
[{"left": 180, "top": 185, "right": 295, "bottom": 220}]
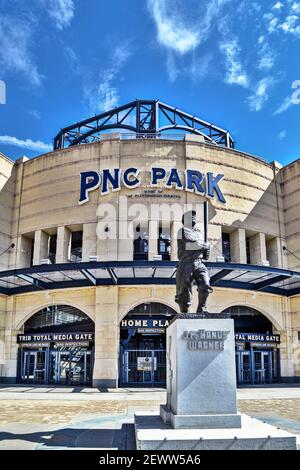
[
  {"left": 49, "top": 348, "right": 92, "bottom": 385},
  {"left": 236, "top": 349, "right": 278, "bottom": 384},
  {"left": 122, "top": 349, "right": 166, "bottom": 385},
  {"left": 223, "top": 306, "right": 280, "bottom": 385},
  {"left": 18, "top": 305, "right": 94, "bottom": 386},
  {"left": 21, "top": 350, "right": 46, "bottom": 384},
  {"left": 119, "top": 302, "right": 177, "bottom": 387}
]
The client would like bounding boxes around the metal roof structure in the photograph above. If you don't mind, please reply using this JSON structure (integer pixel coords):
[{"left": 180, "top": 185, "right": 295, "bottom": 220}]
[
  {"left": 53, "top": 100, "right": 234, "bottom": 150},
  {"left": 1, "top": 261, "right": 300, "bottom": 297}
]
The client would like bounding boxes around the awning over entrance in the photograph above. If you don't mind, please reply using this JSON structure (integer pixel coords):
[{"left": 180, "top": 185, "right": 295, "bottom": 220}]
[{"left": 0, "top": 261, "right": 300, "bottom": 297}]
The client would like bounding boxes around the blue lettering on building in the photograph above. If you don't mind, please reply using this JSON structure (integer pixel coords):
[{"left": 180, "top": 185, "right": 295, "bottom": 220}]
[
  {"left": 79, "top": 167, "right": 226, "bottom": 204},
  {"left": 79, "top": 171, "right": 101, "bottom": 205}
]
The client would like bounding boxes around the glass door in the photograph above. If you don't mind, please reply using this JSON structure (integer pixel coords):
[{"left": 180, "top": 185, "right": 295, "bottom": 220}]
[
  {"left": 253, "top": 350, "right": 272, "bottom": 384},
  {"left": 21, "top": 350, "right": 46, "bottom": 384},
  {"left": 236, "top": 351, "right": 251, "bottom": 384},
  {"left": 49, "top": 348, "right": 92, "bottom": 385}
]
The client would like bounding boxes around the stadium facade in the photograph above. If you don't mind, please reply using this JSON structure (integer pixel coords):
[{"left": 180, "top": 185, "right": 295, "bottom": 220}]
[{"left": 0, "top": 100, "right": 300, "bottom": 388}]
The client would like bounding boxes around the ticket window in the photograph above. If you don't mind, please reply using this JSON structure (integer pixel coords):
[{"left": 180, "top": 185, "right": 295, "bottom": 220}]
[
  {"left": 48, "top": 234, "right": 57, "bottom": 264},
  {"left": 133, "top": 224, "right": 149, "bottom": 260},
  {"left": 158, "top": 224, "right": 170, "bottom": 260}
]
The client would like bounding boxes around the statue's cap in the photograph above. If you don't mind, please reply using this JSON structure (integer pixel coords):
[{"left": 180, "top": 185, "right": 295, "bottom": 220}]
[{"left": 182, "top": 210, "right": 196, "bottom": 224}]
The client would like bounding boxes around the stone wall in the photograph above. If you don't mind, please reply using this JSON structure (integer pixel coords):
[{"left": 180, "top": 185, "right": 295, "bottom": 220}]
[
  {"left": 280, "top": 159, "right": 300, "bottom": 270},
  {"left": 0, "top": 153, "right": 15, "bottom": 271}
]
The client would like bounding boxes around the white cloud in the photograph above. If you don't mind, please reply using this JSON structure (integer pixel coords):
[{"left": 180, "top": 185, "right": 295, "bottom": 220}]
[
  {"left": 26, "top": 109, "right": 41, "bottom": 120},
  {"left": 257, "top": 38, "right": 276, "bottom": 71},
  {"left": 273, "top": 95, "right": 294, "bottom": 114},
  {"left": 0, "top": 15, "right": 42, "bottom": 85},
  {"left": 0, "top": 135, "right": 52, "bottom": 152},
  {"left": 44, "top": 0, "right": 75, "bottom": 30},
  {"left": 147, "top": 0, "right": 229, "bottom": 54},
  {"left": 272, "top": 2, "right": 284, "bottom": 10},
  {"left": 166, "top": 52, "right": 180, "bottom": 82},
  {"left": 84, "top": 45, "right": 131, "bottom": 113},
  {"left": 291, "top": 2, "right": 300, "bottom": 14},
  {"left": 278, "top": 130, "right": 287, "bottom": 140},
  {"left": 147, "top": 0, "right": 229, "bottom": 81},
  {"left": 166, "top": 51, "right": 212, "bottom": 83},
  {"left": 264, "top": 2, "right": 300, "bottom": 37},
  {"left": 247, "top": 77, "right": 275, "bottom": 111},
  {"left": 279, "top": 14, "right": 300, "bottom": 35},
  {"left": 219, "top": 38, "right": 249, "bottom": 88},
  {"left": 147, "top": 0, "right": 200, "bottom": 54}
]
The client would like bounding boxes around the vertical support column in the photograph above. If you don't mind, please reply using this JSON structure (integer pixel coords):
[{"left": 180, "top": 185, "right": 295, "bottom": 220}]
[
  {"left": 56, "top": 226, "right": 71, "bottom": 263},
  {"left": 249, "top": 233, "right": 268, "bottom": 265},
  {"left": 15, "top": 235, "right": 33, "bottom": 268},
  {"left": 170, "top": 220, "right": 181, "bottom": 261},
  {"left": 266, "top": 236, "right": 285, "bottom": 268},
  {"left": 0, "top": 296, "right": 6, "bottom": 380},
  {"left": 2, "top": 296, "right": 18, "bottom": 383},
  {"left": 118, "top": 220, "right": 133, "bottom": 261},
  {"left": 209, "top": 225, "right": 222, "bottom": 261},
  {"left": 82, "top": 223, "right": 97, "bottom": 262},
  {"left": 230, "top": 228, "right": 247, "bottom": 264},
  {"left": 33, "top": 230, "right": 49, "bottom": 265},
  {"left": 93, "top": 286, "right": 119, "bottom": 388},
  {"left": 97, "top": 221, "right": 118, "bottom": 261},
  {"left": 148, "top": 220, "right": 159, "bottom": 260}
]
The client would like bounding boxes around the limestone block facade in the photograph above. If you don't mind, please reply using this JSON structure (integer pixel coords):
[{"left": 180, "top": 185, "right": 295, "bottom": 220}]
[{"left": 0, "top": 136, "right": 299, "bottom": 387}]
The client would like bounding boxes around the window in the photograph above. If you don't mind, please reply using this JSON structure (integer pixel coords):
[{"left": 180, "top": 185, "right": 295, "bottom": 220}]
[
  {"left": 246, "top": 237, "right": 251, "bottom": 264},
  {"left": 70, "top": 231, "right": 83, "bottom": 262},
  {"left": 24, "top": 305, "right": 89, "bottom": 331},
  {"left": 48, "top": 234, "right": 57, "bottom": 264},
  {"left": 222, "top": 232, "right": 231, "bottom": 262},
  {"left": 133, "top": 224, "right": 148, "bottom": 261},
  {"left": 158, "top": 224, "right": 170, "bottom": 260}
]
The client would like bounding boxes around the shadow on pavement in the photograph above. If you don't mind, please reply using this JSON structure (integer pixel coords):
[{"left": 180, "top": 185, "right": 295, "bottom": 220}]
[{"left": 0, "top": 423, "right": 136, "bottom": 450}]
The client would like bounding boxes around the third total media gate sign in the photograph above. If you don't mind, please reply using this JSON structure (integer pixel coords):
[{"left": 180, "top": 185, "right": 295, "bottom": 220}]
[{"left": 234, "top": 333, "right": 280, "bottom": 343}]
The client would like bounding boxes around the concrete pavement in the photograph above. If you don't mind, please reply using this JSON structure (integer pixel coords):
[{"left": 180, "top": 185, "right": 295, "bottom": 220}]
[{"left": 0, "top": 384, "right": 299, "bottom": 450}]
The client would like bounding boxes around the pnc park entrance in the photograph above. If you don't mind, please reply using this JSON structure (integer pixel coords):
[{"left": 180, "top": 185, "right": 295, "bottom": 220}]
[
  {"left": 17, "top": 305, "right": 94, "bottom": 387},
  {"left": 119, "top": 303, "right": 281, "bottom": 387}
]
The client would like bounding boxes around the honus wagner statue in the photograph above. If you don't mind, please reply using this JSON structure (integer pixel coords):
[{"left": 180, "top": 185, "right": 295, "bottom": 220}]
[{"left": 175, "top": 206, "right": 213, "bottom": 314}]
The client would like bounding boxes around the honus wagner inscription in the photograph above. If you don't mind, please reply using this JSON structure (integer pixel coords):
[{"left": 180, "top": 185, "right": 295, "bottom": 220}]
[{"left": 183, "top": 329, "right": 230, "bottom": 351}]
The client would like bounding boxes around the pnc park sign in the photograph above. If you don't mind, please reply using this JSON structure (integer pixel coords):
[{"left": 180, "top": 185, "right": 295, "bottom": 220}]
[{"left": 79, "top": 167, "right": 226, "bottom": 205}]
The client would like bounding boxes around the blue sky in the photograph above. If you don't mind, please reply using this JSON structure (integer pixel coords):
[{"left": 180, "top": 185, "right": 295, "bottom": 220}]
[{"left": 0, "top": 0, "right": 300, "bottom": 164}]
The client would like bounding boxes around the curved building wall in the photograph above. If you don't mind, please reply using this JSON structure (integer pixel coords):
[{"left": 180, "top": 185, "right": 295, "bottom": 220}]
[
  {"left": 0, "top": 152, "right": 15, "bottom": 271},
  {"left": 6, "top": 138, "right": 286, "bottom": 269},
  {"left": 281, "top": 159, "right": 300, "bottom": 270},
  {"left": 0, "top": 135, "right": 299, "bottom": 385}
]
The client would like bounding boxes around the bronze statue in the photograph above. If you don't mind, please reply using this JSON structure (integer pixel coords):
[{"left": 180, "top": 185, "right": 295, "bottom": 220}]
[{"left": 175, "top": 210, "right": 213, "bottom": 314}]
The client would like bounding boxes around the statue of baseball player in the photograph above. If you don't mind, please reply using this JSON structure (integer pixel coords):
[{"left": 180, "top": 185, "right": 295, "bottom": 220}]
[{"left": 175, "top": 208, "right": 212, "bottom": 314}]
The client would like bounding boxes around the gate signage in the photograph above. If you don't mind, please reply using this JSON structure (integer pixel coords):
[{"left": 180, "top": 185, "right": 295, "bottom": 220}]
[
  {"left": 121, "top": 318, "right": 170, "bottom": 329},
  {"left": 234, "top": 333, "right": 280, "bottom": 343},
  {"left": 17, "top": 332, "right": 94, "bottom": 343},
  {"left": 137, "top": 357, "right": 157, "bottom": 371}
]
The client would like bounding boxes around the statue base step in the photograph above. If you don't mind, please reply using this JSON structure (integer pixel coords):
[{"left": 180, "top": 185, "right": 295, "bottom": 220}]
[
  {"left": 160, "top": 404, "right": 242, "bottom": 429},
  {"left": 134, "top": 413, "right": 297, "bottom": 450}
]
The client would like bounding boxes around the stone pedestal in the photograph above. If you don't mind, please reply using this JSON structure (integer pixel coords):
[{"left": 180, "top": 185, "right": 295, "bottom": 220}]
[
  {"left": 161, "top": 316, "right": 240, "bottom": 429},
  {"left": 134, "top": 314, "right": 297, "bottom": 450}
]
